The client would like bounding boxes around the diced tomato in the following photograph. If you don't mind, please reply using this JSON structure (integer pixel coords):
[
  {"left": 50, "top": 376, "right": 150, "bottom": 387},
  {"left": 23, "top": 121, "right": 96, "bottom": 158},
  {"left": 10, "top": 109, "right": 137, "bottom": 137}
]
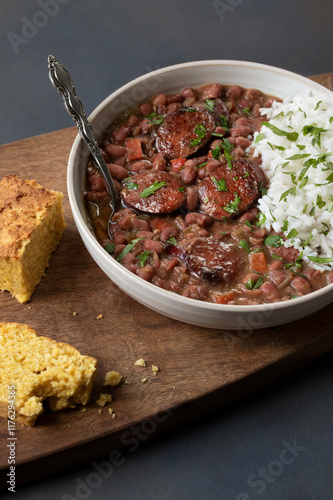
[
  {"left": 150, "top": 218, "right": 172, "bottom": 232},
  {"left": 126, "top": 138, "right": 143, "bottom": 161},
  {"left": 249, "top": 251, "right": 267, "bottom": 273},
  {"left": 211, "top": 291, "right": 234, "bottom": 304},
  {"left": 170, "top": 158, "right": 186, "bottom": 171}
]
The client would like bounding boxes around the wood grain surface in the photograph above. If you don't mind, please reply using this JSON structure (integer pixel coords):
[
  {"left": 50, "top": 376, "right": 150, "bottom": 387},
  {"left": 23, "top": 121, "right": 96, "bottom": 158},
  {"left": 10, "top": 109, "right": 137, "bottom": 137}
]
[{"left": 0, "top": 74, "right": 333, "bottom": 487}]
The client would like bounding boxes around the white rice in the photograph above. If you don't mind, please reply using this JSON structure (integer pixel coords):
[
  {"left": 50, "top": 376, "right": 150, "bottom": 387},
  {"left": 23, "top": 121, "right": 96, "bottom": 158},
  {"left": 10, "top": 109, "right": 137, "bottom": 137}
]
[{"left": 251, "top": 90, "right": 333, "bottom": 271}]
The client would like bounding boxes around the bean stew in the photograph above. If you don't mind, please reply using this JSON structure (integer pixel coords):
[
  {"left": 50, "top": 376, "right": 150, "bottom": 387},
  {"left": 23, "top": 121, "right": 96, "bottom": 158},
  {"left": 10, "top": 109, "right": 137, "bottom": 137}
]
[{"left": 84, "top": 83, "right": 333, "bottom": 305}]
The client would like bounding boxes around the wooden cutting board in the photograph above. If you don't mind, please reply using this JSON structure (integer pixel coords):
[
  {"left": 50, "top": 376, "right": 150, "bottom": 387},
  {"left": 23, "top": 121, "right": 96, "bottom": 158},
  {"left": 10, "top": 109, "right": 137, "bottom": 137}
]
[{"left": 0, "top": 74, "right": 333, "bottom": 487}]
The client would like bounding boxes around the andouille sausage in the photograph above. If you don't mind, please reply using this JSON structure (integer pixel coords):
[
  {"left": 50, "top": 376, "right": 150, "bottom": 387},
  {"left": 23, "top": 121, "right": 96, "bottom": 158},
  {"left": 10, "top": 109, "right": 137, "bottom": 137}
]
[
  {"left": 155, "top": 108, "right": 215, "bottom": 160},
  {"left": 198, "top": 159, "right": 266, "bottom": 220},
  {"left": 121, "top": 170, "right": 186, "bottom": 214},
  {"left": 169, "top": 237, "right": 242, "bottom": 285}
]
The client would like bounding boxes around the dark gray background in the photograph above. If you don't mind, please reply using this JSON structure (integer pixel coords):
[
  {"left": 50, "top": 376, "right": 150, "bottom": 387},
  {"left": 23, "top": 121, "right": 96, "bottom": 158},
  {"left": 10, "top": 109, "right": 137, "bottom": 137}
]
[{"left": 1, "top": 0, "right": 333, "bottom": 499}]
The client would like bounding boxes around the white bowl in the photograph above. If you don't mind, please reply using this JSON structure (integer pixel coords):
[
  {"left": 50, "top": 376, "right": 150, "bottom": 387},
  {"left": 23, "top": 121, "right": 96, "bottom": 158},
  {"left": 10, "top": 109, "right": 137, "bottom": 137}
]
[{"left": 67, "top": 60, "right": 333, "bottom": 330}]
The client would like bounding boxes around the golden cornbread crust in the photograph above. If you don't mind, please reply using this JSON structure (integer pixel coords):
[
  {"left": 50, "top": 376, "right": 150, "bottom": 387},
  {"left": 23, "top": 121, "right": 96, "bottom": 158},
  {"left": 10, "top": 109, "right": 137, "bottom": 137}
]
[
  {"left": 0, "top": 322, "right": 98, "bottom": 426},
  {"left": 0, "top": 174, "right": 66, "bottom": 302}
]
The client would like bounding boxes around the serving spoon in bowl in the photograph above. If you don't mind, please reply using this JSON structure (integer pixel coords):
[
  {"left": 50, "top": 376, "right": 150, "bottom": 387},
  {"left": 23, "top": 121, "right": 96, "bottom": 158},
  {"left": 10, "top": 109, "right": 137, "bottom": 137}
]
[{"left": 48, "top": 55, "right": 120, "bottom": 239}]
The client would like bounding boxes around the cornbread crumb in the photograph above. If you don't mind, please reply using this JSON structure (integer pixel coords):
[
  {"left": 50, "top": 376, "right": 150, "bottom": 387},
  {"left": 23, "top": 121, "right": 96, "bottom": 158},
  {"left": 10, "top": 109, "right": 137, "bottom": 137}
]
[
  {"left": 124, "top": 380, "right": 130, "bottom": 385},
  {"left": 0, "top": 322, "right": 97, "bottom": 426},
  {"left": 96, "top": 393, "right": 112, "bottom": 407},
  {"left": 81, "top": 408, "right": 88, "bottom": 413},
  {"left": 98, "top": 409, "right": 102, "bottom": 414},
  {"left": 134, "top": 358, "right": 146, "bottom": 367},
  {"left": 73, "top": 312, "right": 78, "bottom": 316},
  {"left": 141, "top": 378, "right": 148, "bottom": 383},
  {"left": 0, "top": 175, "right": 65, "bottom": 303},
  {"left": 112, "top": 413, "right": 116, "bottom": 418},
  {"left": 108, "top": 407, "right": 114, "bottom": 415},
  {"left": 96, "top": 314, "right": 103, "bottom": 320},
  {"left": 152, "top": 365, "right": 159, "bottom": 373},
  {"left": 103, "top": 371, "right": 122, "bottom": 387}
]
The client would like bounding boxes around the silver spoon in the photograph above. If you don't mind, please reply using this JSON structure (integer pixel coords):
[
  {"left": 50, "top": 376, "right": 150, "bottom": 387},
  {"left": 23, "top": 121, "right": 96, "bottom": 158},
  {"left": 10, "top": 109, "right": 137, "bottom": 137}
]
[{"left": 48, "top": 55, "right": 120, "bottom": 239}]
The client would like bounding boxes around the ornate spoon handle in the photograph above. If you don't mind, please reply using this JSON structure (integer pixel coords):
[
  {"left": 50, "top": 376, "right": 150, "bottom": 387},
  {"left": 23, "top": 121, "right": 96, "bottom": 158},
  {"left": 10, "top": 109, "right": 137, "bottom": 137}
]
[{"left": 48, "top": 55, "right": 120, "bottom": 218}]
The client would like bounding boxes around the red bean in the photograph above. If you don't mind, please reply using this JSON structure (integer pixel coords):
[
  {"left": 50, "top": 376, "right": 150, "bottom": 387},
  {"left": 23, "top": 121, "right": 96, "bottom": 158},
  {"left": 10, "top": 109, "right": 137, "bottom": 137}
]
[
  {"left": 107, "top": 163, "right": 129, "bottom": 180},
  {"left": 185, "top": 186, "right": 198, "bottom": 211},
  {"left": 104, "top": 143, "right": 126, "bottom": 158},
  {"left": 151, "top": 93, "right": 167, "bottom": 106},
  {"left": 122, "top": 253, "right": 138, "bottom": 272},
  {"left": 229, "top": 126, "right": 251, "bottom": 137},
  {"left": 235, "top": 117, "right": 248, "bottom": 127},
  {"left": 113, "top": 156, "right": 126, "bottom": 166},
  {"left": 140, "top": 118, "right": 154, "bottom": 134},
  {"left": 234, "top": 137, "right": 251, "bottom": 149},
  {"left": 167, "top": 94, "right": 183, "bottom": 104},
  {"left": 143, "top": 239, "right": 164, "bottom": 255},
  {"left": 152, "top": 153, "right": 167, "bottom": 171},
  {"left": 226, "top": 85, "right": 242, "bottom": 98},
  {"left": 85, "top": 190, "right": 108, "bottom": 203},
  {"left": 128, "top": 115, "right": 140, "bottom": 127},
  {"left": 181, "top": 164, "right": 197, "bottom": 185},
  {"left": 160, "top": 226, "right": 178, "bottom": 243},
  {"left": 113, "top": 232, "right": 127, "bottom": 245},
  {"left": 244, "top": 88, "right": 263, "bottom": 100},
  {"left": 139, "top": 102, "right": 153, "bottom": 116},
  {"left": 202, "top": 83, "right": 223, "bottom": 99},
  {"left": 130, "top": 160, "right": 152, "bottom": 172},
  {"left": 136, "top": 265, "right": 154, "bottom": 281},
  {"left": 112, "top": 126, "right": 131, "bottom": 143},
  {"left": 291, "top": 276, "right": 311, "bottom": 294},
  {"left": 132, "top": 218, "right": 151, "bottom": 231},
  {"left": 167, "top": 102, "right": 182, "bottom": 113},
  {"left": 184, "top": 212, "right": 213, "bottom": 227},
  {"left": 117, "top": 212, "right": 136, "bottom": 230},
  {"left": 214, "top": 126, "right": 226, "bottom": 136},
  {"left": 181, "top": 87, "right": 195, "bottom": 98},
  {"left": 114, "top": 244, "right": 126, "bottom": 258},
  {"left": 210, "top": 139, "right": 223, "bottom": 150},
  {"left": 88, "top": 174, "right": 106, "bottom": 192},
  {"left": 232, "top": 147, "right": 245, "bottom": 157},
  {"left": 137, "top": 230, "right": 154, "bottom": 238}
]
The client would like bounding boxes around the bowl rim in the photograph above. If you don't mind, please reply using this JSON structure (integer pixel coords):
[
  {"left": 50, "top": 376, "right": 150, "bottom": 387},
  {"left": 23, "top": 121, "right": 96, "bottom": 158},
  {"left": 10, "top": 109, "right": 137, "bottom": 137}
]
[{"left": 67, "top": 59, "right": 333, "bottom": 314}]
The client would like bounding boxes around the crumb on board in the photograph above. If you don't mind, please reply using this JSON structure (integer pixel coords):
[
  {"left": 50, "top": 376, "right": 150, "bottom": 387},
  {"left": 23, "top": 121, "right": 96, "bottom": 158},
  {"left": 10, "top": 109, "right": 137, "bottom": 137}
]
[
  {"left": 103, "top": 370, "right": 122, "bottom": 387},
  {"left": 96, "top": 393, "right": 112, "bottom": 407},
  {"left": 108, "top": 407, "right": 114, "bottom": 415},
  {"left": 96, "top": 314, "right": 103, "bottom": 320},
  {"left": 152, "top": 365, "right": 159, "bottom": 373},
  {"left": 141, "top": 377, "right": 148, "bottom": 383},
  {"left": 73, "top": 312, "right": 77, "bottom": 316},
  {"left": 134, "top": 358, "right": 146, "bottom": 367},
  {"left": 81, "top": 408, "right": 88, "bottom": 413},
  {"left": 98, "top": 409, "right": 102, "bottom": 414},
  {"left": 124, "top": 380, "right": 130, "bottom": 385}
]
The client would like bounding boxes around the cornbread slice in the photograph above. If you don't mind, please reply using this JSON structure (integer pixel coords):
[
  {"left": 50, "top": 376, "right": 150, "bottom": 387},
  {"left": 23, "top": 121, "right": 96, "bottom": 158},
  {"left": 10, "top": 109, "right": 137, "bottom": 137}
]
[
  {"left": 0, "top": 322, "right": 97, "bottom": 426},
  {"left": 0, "top": 174, "right": 65, "bottom": 303}
]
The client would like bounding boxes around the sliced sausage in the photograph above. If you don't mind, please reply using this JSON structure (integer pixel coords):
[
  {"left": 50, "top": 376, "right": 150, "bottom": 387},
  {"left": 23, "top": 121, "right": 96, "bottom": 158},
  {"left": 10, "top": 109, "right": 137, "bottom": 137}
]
[
  {"left": 155, "top": 108, "right": 215, "bottom": 160},
  {"left": 198, "top": 159, "right": 267, "bottom": 220},
  {"left": 121, "top": 170, "right": 186, "bottom": 214},
  {"left": 169, "top": 237, "right": 241, "bottom": 285}
]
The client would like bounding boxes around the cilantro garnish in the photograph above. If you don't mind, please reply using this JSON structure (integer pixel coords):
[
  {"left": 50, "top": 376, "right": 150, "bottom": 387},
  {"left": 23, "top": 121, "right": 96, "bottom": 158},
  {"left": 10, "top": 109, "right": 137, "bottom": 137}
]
[
  {"left": 147, "top": 112, "right": 164, "bottom": 125},
  {"left": 105, "top": 243, "right": 115, "bottom": 255},
  {"left": 211, "top": 176, "right": 228, "bottom": 192},
  {"left": 279, "top": 186, "right": 296, "bottom": 202},
  {"left": 117, "top": 237, "right": 144, "bottom": 262},
  {"left": 308, "top": 256, "right": 333, "bottom": 264},
  {"left": 239, "top": 239, "right": 250, "bottom": 253},
  {"left": 302, "top": 124, "right": 328, "bottom": 148},
  {"left": 223, "top": 192, "right": 241, "bottom": 214},
  {"left": 262, "top": 122, "right": 299, "bottom": 142},
  {"left": 140, "top": 181, "right": 167, "bottom": 198},
  {"left": 264, "top": 235, "right": 283, "bottom": 248},
  {"left": 138, "top": 251, "right": 151, "bottom": 267},
  {"left": 203, "top": 99, "right": 215, "bottom": 113},
  {"left": 190, "top": 124, "right": 207, "bottom": 147}
]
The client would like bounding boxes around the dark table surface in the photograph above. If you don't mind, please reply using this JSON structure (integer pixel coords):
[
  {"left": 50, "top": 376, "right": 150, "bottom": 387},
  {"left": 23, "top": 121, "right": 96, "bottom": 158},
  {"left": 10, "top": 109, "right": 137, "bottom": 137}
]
[{"left": 1, "top": 1, "right": 333, "bottom": 499}]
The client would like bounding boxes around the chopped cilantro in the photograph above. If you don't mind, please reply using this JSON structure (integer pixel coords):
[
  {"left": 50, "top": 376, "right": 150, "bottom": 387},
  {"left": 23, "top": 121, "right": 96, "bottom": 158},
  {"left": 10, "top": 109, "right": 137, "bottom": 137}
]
[
  {"left": 262, "top": 122, "right": 299, "bottom": 142},
  {"left": 286, "top": 153, "right": 311, "bottom": 161},
  {"left": 254, "top": 133, "right": 264, "bottom": 143},
  {"left": 117, "top": 237, "right": 144, "bottom": 262},
  {"left": 264, "top": 235, "right": 283, "bottom": 247},
  {"left": 138, "top": 251, "right": 151, "bottom": 267},
  {"left": 302, "top": 124, "right": 328, "bottom": 148},
  {"left": 167, "top": 237, "right": 177, "bottom": 245},
  {"left": 212, "top": 176, "right": 228, "bottom": 192},
  {"left": 302, "top": 232, "right": 313, "bottom": 247},
  {"left": 256, "top": 212, "right": 267, "bottom": 226},
  {"left": 203, "top": 99, "right": 215, "bottom": 113},
  {"left": 244, "top": 219, "right": 252, "bottom": 229},
  {"left": 223, "top": 193, "right": 241, "bottom": 214},
  {"left": 239, "top": 239, "right": 250, "bottom": 253},
  {"left": 140, "top": 181, "right": 167, "bottom": 198},
  {"left": 178, "top": 186, "right": 185, "bottom": 192},
  {"left": 190, "top": 124, "right": 207, "bottom": 147},
  {"left": 105, "top": 243, "right": 115, "bottom": 255},
  {"left": 308, "top": 256, "right": 333, "bottom": 264},
  {"left": 147, "top": 112, "right": 164, "bottom": 125},
  {"left": 279, "top": 186, "right": 296, "bottom": 202},
  {"left": 243, "top": 107, "right": 251, "bottom": 117},
  {"left": 287, "top": 228, "right": 298, "bottom": 240}
]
